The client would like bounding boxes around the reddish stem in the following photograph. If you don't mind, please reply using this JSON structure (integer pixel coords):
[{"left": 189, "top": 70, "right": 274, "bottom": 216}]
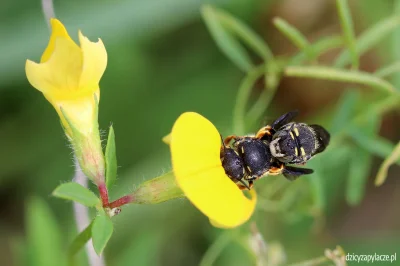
[
  {"left": 107, "top": 195, "right": 133, "bottom": 209},
  {"left": 98, "top": 183, "right": 109, "bottom": 207}
]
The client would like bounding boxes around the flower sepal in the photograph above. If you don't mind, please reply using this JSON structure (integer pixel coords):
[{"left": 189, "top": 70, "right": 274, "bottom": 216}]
[
  {"left": 60, "top": 94, "right": 105, "bottom": 185},
  {"left": 130, "top": 172, "right": 184, "bottom": 204}
]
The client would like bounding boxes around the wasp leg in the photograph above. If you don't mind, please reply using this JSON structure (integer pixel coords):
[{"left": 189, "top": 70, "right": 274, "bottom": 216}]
[
  {"left": 282, "top": 166, "right": 313, "bottom": 181},
  {"left": 268, "top": 164, "right": 285, "bottom": 176},
  {"left": 237, "top": 179, "right": 252, "bottom": 190},
  {"left": 224, "top": 135, "right": 240, "bottom": 146},
  {"left": 255, "top": 126, "right": 273, "bottom": 139}
]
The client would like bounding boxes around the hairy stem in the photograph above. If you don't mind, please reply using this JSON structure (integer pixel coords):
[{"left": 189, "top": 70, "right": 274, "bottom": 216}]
[{"left": 107, "top": 195, "right": 134, "bottom": 209}]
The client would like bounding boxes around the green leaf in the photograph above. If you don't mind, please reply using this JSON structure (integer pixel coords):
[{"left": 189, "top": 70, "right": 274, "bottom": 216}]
[
  {"left": 336, "top": 0, "right": 358, "bottom": 68},
  {"left": 330, "top": 90, "right": 359, "bottom": 135},
  {"left": 375, "top": 141, "right": 400, "bottom": 186},
  {"left": 346, "top": 114, "right": 379, "bottom": 205},
  {"left": 290, "top": 36, "right": 344, "bottom": 65},
  {"left": 69, "top": 221, "right": 93, "bottom": 258},
  {"left": 201, "top": 5, "right": 253, "bottom": 72},
  {"left": 106, "top": 125, "right": 118, "bottom": 189},
  {"left": 335, "top": 15, "right": 400, "bottom": 67},
  {"left": 346, "top": 148, "right": 372, "bottom": 205},
  {"left": 53, "top": 182, "right": 100, "bottom": 207},
  {"left": 391, "top": 2, "right": 400, "bottom": 90},
  {"left": 26, "top": 197, "right": 67, "bottom": 266},
  {"left": 374, "top": 61, "right": 400, "bottom": 78},
  {"left": 273, "top": 17, "right": 313, "bottom": 60},
  {"left": 92, "top": 210, "right": 113, "bottom": 255},
  {"left": 348, "top": 127, "right": 400, "bottom": 165},
  {"left": 214, "top": 7, "right": 273, "bottom": 61}
]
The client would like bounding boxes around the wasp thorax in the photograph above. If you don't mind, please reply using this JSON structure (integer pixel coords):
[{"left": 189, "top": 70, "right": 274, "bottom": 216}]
[{"left": 236, "top": 138, "right": 273, "bottom": 178}]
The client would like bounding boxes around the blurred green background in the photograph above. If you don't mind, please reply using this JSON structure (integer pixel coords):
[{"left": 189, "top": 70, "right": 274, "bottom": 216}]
[{"left": 1, "top": 0, "right": 400, "bottom": 265}]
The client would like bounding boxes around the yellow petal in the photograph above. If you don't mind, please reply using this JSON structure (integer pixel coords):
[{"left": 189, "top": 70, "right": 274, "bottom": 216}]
[
  {"left": 162, "top": 133, "right": 172, "bottom": 145},
  {"left": 26, "top": 37, "right": 83, "bottom": 99},
  {"left": 171, "top": 112, "right": 257, "bottom": 228},
  {"left": 209, "top": 189, "right": 257, "bottom": 228},
  {"left": 171, "top": 112, "right": 221, "bottom": 177},
  {"left": 78, "top": 31, "right": 107, "bottom": 91},
  {"left": 41, "top": 18, "right": 76, "bottom": 63},
  {"left": 50, "top": 91, "right": 99, "bottom": 136},
  {"left": 180, "top": 167, "right": 257, "bottom": 228}
]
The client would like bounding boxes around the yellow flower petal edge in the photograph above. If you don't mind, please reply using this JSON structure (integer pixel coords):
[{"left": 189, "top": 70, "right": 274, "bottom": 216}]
[
  {"left": 25, "top": 18, "right": 107, "bottom": 137},
  {"left": 170, "top": 112, "right": 257, "bottom": 228},
  {"left": 41, "top": 19, "right": 75, "bottom": 63}
]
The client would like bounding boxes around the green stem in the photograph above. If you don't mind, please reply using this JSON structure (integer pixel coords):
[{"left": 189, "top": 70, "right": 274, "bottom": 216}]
[
  {"left": 233, "top": 65, "right": 265, "bottom": 134},
  {"left": 245, "top": 60, "right": 284, "bottom": 129},
  {"left": 336, "top": 0, "right": 358, "bottom": 69},
  {"left": 284, "top": 66, "right": 395, "bottom": 93},
  {"left": 199, "top": 232, "right": 232, "bottom": 266},
  {"left": 245, "top": 84, "right": 278, "bottom": 127}
]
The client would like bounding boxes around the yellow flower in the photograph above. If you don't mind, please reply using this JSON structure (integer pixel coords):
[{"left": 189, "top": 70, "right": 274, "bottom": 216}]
[
  {"left": 25, "top": 18, "right": 107, "bottom": 138},
  {"left": 170, "top": 112, "right": 257, "bottom": 228}
]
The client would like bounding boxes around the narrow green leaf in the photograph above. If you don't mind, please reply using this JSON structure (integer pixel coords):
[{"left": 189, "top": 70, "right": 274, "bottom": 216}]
[
  {"left": 335, "top": 15, "right": 400, "bottom": 67},
  {"left": 233, "top": 65, "right": 266, "bottom": 134},
  {"left": 53, "top": 182, "right": 100, "bottom": 207},
  {"left": 273, "top": 17, "right": 313, "bottom": 60},
  {"left": 69, "top": 221, "right": 93, "bottom": 257},
  {"left": 375, "top": 141, "right": 400, "bottom": 186},
  {"left": 201, "top": 5, "right": 253, "bottom": 72},
  {"left": 374, "top": 61, "right": 400, "bottom": 78},
  {"left": 347, "top": 116, "right": 379, "bottom": 205},
  {"left": 26, "top": 197, "right": 67, "bottom": 266},
  {"left": 346, "top": 148, "right": 372, "bottom": 205},
  {"left": 336, "top": 0, "right": 358, "bottom": 69},
  {"left": 391, "top": 2, "right": 400, "bottom": 90},
  {"left": 92, "top": 211, "right": 113, "bottom": 255},
  {"left": 106, "top": 125, "right": 118, "bottom": 189},
  {"left": 284, "top": 66, "right": 394, "bottom": 93},
  {"left": 330, "top": 90, "right": 359, "bottom": 135},
  {"left": 290, "top": 35, "right": 344, "bottom": 65},
  {"left": 214, "top": 7, "right": 273, "bottom": 61},
  {"left": 348, "top": 127, "right": 400, "bottom": 166}
]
